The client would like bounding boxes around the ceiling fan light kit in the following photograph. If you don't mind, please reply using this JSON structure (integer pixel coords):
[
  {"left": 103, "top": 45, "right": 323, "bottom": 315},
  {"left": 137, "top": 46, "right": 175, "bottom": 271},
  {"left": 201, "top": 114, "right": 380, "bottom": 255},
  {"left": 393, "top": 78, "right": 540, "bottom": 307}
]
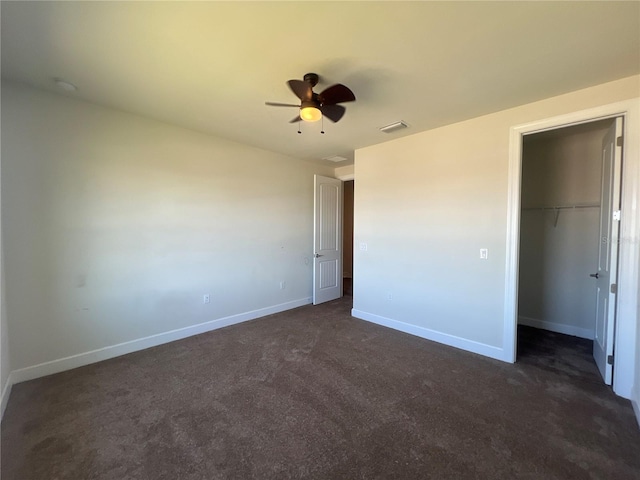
[
  {"left": 300, "top": 102, "right": 322, "bottom": 122},
  {"left": 265, "top": 72, "right": 356, "bottom": 130}
]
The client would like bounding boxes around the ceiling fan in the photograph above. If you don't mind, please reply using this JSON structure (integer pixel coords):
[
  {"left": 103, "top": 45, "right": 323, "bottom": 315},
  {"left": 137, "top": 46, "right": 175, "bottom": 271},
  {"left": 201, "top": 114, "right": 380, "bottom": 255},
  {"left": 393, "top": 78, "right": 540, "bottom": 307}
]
[{"left": 265, "top": 73, "right": 356, "bottom": 124}]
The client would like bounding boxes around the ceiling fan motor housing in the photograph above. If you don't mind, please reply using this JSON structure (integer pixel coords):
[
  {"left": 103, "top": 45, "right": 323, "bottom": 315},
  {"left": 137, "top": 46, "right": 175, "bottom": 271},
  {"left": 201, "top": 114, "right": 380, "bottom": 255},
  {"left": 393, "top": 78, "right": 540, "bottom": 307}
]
[{"left": 303, "top": 73, "right": 319, "bottom": 87}]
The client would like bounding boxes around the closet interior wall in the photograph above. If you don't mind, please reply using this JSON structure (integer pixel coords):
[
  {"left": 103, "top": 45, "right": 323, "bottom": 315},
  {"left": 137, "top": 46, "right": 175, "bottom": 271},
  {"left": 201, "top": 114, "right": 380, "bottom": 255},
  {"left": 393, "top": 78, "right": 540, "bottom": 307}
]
[{"left": 518, "top": 120, "right": 614, "bottom": 340}]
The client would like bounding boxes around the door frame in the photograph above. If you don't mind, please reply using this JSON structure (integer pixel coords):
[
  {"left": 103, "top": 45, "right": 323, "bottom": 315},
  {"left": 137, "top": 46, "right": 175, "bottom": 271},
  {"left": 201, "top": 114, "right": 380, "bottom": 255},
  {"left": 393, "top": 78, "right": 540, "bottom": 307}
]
[{"left": 503, "top": 99, "right": 640, "bottom": 399}]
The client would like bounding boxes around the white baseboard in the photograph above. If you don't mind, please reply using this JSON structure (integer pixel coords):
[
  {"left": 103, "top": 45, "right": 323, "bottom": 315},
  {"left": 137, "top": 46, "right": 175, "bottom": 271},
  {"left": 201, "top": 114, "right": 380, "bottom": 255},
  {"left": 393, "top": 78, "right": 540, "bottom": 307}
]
[
  {"left": 351, "top": 309, "right": 507, "bottom": 362},
  {"left": 518, "top": 316, "right": 594, "bottom": 340},
  {"left": 10, "top": 297, "right": 311, "bottom": 386},
  {"left": 1, "top": 372, "right": 13, "bottom": 422}
]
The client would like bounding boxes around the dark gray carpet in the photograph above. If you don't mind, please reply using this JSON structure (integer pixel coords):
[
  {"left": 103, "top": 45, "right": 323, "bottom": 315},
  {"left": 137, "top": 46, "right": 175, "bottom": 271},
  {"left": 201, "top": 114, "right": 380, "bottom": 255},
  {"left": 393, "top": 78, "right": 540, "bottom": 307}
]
[{"left": 2, "top": 297, "right": 639, "bottom": 479}]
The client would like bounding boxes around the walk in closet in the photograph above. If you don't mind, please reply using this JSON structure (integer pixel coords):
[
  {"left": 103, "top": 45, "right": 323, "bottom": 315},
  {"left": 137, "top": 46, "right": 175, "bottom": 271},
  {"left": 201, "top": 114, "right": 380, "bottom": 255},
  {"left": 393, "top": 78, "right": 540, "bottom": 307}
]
[{"left": 517, "top": 119, "right": 616, "bottom": 342}]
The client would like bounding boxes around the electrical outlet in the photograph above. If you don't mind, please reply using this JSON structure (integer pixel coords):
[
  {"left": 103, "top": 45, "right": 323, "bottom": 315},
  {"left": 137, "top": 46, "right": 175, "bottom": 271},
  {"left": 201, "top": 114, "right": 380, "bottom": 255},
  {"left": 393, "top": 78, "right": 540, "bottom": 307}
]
[
  {"left": 279, "top": 281, "right": 286, "bottom": 290},
  {"left": 359, "top": 242, "right": 368, "bottom": 251},
  {"left": 480, "top": 248, "right": 488, "bottom": 259},
  {"left": 203, "top": 294, "right": 210, "bottom": 304}
]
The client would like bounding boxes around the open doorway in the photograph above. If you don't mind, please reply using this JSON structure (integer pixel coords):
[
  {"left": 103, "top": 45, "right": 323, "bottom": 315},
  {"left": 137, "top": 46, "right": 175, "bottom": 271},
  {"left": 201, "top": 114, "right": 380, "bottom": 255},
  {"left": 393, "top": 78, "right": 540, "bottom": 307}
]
[
  {"left": 516, "top": 118, "right": 622, "bottom": 385},
  {"left": 312, "top": 175, "right": 353, "bottom": 303},
  {"left": 505, "top": 99, "right": 639, "bottom": 399}
]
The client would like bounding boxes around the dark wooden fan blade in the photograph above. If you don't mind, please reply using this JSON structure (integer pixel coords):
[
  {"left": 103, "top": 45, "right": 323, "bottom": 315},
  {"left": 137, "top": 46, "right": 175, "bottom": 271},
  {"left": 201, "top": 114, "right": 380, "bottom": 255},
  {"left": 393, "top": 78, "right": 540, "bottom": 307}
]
[
  {"left": 318, "top": 84, "right": 355, "bottom": 105},
  {"left": 265, "top": 102, "right": 299, "bottom": 107},
  {"left": 321, "top": 104, "right": 346, "bottom": 123},
  {"left": 287, "top": 80, "right": 313, "bottom": 101},
  {"left": 289, "top": 115, "right": 302, "bottom": 124}
]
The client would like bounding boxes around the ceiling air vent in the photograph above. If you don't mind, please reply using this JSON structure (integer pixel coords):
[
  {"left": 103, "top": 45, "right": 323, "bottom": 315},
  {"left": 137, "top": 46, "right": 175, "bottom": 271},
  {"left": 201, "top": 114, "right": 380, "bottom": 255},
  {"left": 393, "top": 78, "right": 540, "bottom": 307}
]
[
  {"left": 379, "top": 121, "right": 408, "bottom": 133},
  {"left": 323, "top": 155, "right": 348, "bottom": 163}
]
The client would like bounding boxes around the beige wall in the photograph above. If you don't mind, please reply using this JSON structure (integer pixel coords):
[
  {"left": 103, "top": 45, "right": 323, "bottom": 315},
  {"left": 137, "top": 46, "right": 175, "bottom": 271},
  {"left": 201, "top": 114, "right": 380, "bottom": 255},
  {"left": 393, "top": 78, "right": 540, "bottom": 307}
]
[
  {"left": 353, "top": 76, "right": 639, "bottom": 357},
  {"left": 518, "top": 121, "right": 612, "bottom": 338},
  {"left": 1, "top": 81, "right": 334, "bottom": 374}
]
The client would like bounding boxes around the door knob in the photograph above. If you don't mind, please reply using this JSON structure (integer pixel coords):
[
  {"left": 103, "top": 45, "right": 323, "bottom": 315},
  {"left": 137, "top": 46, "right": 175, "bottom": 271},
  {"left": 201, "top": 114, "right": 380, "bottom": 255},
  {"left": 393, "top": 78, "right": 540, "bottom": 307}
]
[
  {"left": 590, "top": 273, "right": 599, "bottom": 279},
  {"left": 314, "top": 253, "right": 323, "bottom": 258}
]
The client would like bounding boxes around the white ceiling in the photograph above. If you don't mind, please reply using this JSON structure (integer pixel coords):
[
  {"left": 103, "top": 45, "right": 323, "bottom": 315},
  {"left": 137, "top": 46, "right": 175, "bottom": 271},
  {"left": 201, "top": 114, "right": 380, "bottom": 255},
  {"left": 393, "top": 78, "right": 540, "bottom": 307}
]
[{"left": 2, "top": 1, "right": 639, "bottom": 166}]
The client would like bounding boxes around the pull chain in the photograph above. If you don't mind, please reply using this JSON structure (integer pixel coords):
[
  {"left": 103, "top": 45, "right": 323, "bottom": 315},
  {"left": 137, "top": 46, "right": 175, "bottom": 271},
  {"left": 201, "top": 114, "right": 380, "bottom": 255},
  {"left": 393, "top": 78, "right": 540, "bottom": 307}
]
[
  {"left": 321, "top": 114, "right": 325, "bottom": 134},
  {"left": 297, "top": 120, "right": 301, "bottom": 134}
]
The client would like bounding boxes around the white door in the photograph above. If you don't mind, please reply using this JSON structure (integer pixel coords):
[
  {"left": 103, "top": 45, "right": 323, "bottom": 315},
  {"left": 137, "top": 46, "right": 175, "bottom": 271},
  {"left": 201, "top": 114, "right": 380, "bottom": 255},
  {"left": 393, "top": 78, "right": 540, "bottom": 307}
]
[
  {"left": 593, "top": 117, "right": 623, "bottom": 384},
  {"left": 313, "top": 175, "right": 343, "bottom": 305}
]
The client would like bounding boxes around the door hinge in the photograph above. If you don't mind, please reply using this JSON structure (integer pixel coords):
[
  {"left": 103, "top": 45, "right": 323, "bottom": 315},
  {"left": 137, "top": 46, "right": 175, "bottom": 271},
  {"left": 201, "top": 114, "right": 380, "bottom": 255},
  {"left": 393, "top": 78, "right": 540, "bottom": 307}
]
[
  {"left": 610, "top": 283, "right": 617, "bottom": 294},
  {"left": 613, "top": 210, "right": 621, "bottom": 221},
  {"left": 607, "top": 355, "right": 614, "bottom": 365},
  {"left": 616, "top": 136, "right": 623, "bottom": 147}
]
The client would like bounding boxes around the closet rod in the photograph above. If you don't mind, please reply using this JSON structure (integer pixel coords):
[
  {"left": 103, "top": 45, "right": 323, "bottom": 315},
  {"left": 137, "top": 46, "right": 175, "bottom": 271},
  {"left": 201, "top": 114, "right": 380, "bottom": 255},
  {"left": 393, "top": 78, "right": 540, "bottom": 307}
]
[
  {"left": 522, "top": 203, "right": 601, "bottom": 228},
  {"left": 522, "top": 203, "right": 600, "bottom": 211}
]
